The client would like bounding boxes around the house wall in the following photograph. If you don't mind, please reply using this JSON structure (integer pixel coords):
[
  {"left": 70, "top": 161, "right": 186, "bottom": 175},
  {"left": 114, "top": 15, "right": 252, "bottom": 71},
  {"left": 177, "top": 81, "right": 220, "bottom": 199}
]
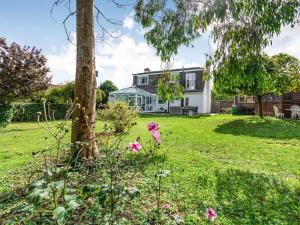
[
  {"left": 202, "top": 79, "right": 212, "bottom": 113},
  {"left": 133, "top": 69, "right": 205, "bottom": 93},
  {"left": 184, "top": 92, "right": 204, "bottom": 113},
  {"left": 128, "top": 67, "right": 213, "bottom": 114}
]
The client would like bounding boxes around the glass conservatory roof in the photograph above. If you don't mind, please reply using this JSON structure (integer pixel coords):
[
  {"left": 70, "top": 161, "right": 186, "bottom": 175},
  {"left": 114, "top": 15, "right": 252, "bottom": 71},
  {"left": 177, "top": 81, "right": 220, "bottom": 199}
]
[{"left": 109, "top": 87, "right": 155, "bottom": 96}]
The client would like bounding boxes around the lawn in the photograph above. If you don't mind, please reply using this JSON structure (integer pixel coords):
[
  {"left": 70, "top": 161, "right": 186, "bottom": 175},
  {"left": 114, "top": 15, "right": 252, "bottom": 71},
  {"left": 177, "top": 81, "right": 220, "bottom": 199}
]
[{"left": 1, "top": 114, "right": 300, "bottom": 224}]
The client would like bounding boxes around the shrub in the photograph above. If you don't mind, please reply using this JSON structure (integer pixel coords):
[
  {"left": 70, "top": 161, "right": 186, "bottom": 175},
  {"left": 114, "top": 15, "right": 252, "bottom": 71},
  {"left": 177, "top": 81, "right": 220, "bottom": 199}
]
[
  {"left": 220, "top": 107, "right": 232, "bottom": 114},
  {"left": 0, "top": 102, "right": 14, "bottom": 128},
  {"left": 45, "top": 82, "right": 74, "bottom": 104},
  {"left": 98, "top": 101, "right": 138, "bottom": 133}
]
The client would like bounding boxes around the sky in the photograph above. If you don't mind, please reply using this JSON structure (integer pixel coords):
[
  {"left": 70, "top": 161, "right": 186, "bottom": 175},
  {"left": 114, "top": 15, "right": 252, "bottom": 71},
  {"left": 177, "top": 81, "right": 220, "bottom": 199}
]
[{"left": 1, "top": 0, "right": 300, "bottom": 89}]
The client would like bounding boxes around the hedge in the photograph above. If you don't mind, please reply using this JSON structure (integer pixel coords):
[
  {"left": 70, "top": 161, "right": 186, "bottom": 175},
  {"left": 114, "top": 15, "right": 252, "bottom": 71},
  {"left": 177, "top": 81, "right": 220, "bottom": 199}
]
[
  {"left": 0, "top": 102, "right": 14, "bottom": 128},
  {"left": 11, "top": 103, "right": 71, "bottom": 122}
]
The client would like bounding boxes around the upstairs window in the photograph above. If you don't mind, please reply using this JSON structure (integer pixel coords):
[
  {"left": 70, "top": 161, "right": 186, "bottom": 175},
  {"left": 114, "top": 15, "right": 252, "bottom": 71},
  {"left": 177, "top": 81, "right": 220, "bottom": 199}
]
[
  {"left": 186, "top": 73, "right": 196, "bottom": 90},
  {"left": 137, "top": 75, "right": 149, "bottom": 85}
]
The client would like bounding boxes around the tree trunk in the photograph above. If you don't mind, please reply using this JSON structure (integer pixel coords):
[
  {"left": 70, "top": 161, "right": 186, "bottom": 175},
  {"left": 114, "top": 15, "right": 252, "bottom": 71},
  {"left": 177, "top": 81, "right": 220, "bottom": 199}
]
[
  {"left": 72, "top": 0, "right": 99, "bottom": 160},
  {"left": 257, "top": 95, "right": 263, "bottom": 118}
]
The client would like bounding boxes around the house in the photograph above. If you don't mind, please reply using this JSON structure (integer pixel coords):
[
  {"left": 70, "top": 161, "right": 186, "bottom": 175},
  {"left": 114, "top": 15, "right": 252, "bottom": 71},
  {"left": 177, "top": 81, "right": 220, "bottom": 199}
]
[{"left": 108, "top": 67, "right": 212, "bottom": 114}]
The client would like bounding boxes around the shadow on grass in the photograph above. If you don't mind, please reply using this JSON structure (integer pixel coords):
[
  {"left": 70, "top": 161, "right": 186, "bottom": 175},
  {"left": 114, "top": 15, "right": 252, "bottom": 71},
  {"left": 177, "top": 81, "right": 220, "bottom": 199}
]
[
  {"left": 214, "top": 116, "right": 300, "bottom": 140},
  {"left": 214, "top": 169, "right": 300, "bottom": 224}
]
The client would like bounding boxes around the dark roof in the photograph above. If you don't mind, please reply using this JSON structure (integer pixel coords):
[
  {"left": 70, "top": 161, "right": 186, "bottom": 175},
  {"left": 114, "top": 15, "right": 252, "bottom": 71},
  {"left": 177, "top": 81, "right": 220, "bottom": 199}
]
[{"left": 132, "top": 67, "right": 204, "bottom": 76}]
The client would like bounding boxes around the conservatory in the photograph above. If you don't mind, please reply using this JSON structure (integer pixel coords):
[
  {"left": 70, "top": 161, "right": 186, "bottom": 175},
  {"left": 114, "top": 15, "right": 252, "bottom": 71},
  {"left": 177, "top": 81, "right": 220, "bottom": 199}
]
[{"left": 109, "top": 87, "right": 157, "bottom": 112}]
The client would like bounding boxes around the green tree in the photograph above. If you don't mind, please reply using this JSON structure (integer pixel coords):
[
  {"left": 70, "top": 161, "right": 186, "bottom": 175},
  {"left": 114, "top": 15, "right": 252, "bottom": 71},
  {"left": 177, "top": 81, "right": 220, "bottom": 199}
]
[
  {"left": 135, "top": 0, "right": 299, "bottom": 63},
  {"left": 213, "top": 54, "right": 275, "bottom": 117},
  {"left": 45, "top": 82, "right": 75, "bottom": 104},
  {"left": 271, "top": 53, "right": 300, "bottom": 94},
  {"left": 135, "top": 1, "right": 300, "bottom": 117},
  {"left": 157, "top": 71, "right": 184, "bottom": 112},
  {"left": 0, "top": 37, "right": 50, "bottom": 102},
  {"left": 96, "top": 89, "right": 105, "bottom": 109},
  {"left": 98, "top": 80, "right": 118, "bottom": 104},
  {"left": 0, "top": 37, "right": 50, "bottom": 127}
]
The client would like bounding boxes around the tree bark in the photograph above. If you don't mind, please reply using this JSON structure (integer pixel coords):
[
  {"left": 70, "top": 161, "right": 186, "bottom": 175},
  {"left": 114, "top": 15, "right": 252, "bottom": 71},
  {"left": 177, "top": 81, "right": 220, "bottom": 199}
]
[
  {"left": 257, "top": 95, "right": 263, "bottom": 118},
  {"left": 72, "top": 0, "right": 99, "bottom": 160}
]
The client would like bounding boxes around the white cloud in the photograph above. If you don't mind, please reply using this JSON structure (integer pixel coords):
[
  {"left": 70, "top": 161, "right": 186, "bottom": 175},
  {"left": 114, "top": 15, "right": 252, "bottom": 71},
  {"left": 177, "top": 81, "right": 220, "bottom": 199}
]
[
  {"left": 47, "top": 34, "right": 200, "bottom": 88},
  {"left": 265, "top": 24, "right": 300, "bottom": 58},
  {"left": 123, "top": 13, "right": 135, "bottom": 30},
  {"left": 47, "top": 42, "right": 76, "bottom": 84}
]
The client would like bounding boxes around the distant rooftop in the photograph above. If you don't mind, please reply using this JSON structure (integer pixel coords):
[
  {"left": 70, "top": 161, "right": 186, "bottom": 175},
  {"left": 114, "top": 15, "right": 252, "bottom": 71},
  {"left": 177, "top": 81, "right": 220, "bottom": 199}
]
[{"left": 132, "top": 66, "right": 204, "bottom": 76}]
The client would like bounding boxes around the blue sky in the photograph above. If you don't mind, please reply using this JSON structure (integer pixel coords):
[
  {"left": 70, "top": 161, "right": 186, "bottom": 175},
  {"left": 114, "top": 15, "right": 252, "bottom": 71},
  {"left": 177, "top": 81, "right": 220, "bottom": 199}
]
[{"left": 1, "top": 0, "right": 300, "bottom": 88}]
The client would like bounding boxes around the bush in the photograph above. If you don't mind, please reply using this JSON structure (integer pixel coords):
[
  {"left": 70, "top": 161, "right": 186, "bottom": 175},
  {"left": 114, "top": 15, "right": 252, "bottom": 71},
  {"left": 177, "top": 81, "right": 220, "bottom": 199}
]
[
  {"left": 0, "top": 102, "right": 14, "bottom": 128},
  {"left": 98, "top": 101, "right": 138, "bottom": 133},
  {"left": 12, "top": 102, "right": 70, "bottom": 122},
  {"left": 45, "top": 82, "right": 74, "bottom": 104},
  {"left": 220, "top": 107, "right": 232, "bottom": 114}
]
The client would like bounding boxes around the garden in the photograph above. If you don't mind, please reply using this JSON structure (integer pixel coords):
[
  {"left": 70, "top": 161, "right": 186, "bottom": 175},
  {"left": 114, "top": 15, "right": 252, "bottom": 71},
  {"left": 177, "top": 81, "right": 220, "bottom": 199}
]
[
  {"left": 1, "top": 1, "right": 300, "bottom": 224},
  {"left": 1, "top": 109, "right": 300, "bottom": 224}
]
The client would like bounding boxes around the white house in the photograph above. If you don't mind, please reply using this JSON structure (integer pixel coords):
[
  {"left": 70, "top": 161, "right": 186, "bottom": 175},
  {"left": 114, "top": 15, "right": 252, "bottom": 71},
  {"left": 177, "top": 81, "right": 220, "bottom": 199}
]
[{"left": 109, "top": 67, "right": 212, "bottom": 114}]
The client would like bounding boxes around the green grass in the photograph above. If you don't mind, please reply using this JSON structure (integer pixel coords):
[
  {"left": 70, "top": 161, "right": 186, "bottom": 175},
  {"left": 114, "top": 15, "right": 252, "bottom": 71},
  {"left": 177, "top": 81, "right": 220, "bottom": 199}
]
[{"left": 1, "top": 115, "right": 300, "bottom": 224}]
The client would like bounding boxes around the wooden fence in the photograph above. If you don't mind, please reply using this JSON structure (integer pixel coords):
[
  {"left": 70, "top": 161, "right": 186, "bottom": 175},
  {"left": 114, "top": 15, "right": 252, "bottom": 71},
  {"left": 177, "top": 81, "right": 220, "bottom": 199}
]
[
  {"left": 211, "top": 100, "right": 233, "bottom": 113},
  {"left": 211, "top": 100, "right": 255, "bottom": 114}
]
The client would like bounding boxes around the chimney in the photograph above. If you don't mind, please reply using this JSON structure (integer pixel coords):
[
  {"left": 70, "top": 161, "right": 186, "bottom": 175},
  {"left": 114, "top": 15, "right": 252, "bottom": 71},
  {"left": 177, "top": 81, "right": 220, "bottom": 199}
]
[{"left": 144, "top": 68, "right": 150, "bottom": 72}]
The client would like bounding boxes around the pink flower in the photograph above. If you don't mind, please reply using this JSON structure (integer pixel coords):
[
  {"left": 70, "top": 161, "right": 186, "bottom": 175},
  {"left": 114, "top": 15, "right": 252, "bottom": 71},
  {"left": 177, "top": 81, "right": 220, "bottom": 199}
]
[
  {"left": 162, "top": 203, "right": 170, "bottom": 209},
  {"left": 148, "top": 122, "right": 159, "bottom": 132},
  {"left": 129, "top": 141, "right": 142, "bottom": 152},
  {"left": 152, "top": 130, "right": 162, "bottom": 144},
  {"left": 206, "top": 208, "right": 217, "bottom": 221}
]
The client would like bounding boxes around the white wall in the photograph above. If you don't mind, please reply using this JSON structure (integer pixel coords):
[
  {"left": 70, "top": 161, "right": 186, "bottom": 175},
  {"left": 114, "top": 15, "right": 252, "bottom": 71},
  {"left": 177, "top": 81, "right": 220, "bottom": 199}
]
[
  {"left": 170, "top": 100, "right": 181, "bottom": 107},
  {"left": 184, "top": 92, "right": 204, "bottom": 113},
  {"left": 202, "top": 79, "right": 212, "bottom": 113}
]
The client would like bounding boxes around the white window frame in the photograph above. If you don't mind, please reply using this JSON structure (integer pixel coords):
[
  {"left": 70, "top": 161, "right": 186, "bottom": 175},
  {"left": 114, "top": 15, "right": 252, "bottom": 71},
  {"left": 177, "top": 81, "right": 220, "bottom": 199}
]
[
  {"left": 137, "top": 75, "right": 149, "bottom": 85},
  {"left": 186, "top": 73, "right": 196, "bottom": 90}
]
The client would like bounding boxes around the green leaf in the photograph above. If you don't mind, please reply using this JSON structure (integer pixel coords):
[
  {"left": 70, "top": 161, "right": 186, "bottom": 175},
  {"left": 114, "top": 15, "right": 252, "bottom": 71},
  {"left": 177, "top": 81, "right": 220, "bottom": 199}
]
[
  {"left": 82, "top": 184, "right": 95, "bottom": 194},
  {"left": 67, "top": 200, "right": 80, "bottom": 211},
  {"left": 48, "top": 180, "right": 64, "bottom": 195},
  {"left": 12, "top": 204, "right": 34, "bottom": 213},
  {"left": 28, "top": 188, "right": 51, "bottom": 205},
  {"left": 98, "top": 185, "right": 109, "bottom": 205},
  {"left": 127, "top": 187, "right": 140, "bottom": 199},
  {"left": 64, "top": 194, "right": 78, "bottom": 202},
  {"left": 53, "top": 206, "right": 70, "bottom": 225},
  {"left": 28, "top": 179, "right": 46, "bottom": 191}
]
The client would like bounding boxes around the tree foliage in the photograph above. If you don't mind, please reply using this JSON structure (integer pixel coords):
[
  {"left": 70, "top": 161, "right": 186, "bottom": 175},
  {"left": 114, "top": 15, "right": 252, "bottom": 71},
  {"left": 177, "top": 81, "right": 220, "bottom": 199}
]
[
  {"left": 213, "top": 54, "right": 274, "bottom": 97},
  {"left": 213, "top": 53, "right": 300, "bottom": 117},
  {"left": 135, "top": 0, "right": 300, "bottom": 117},
  {"left": 0, "top": 37, "right": 51, "bottom": 103},
  {"left": 98, "top": 80, "right": 118, "bottom": 104},
  {"left": 271, "top": 53, "right": 300, "bottom": 94},
  {"left": 157, "top": 71, "right": 184, "bottom": 103},
  {"left": 136, "top": 0, "right": 300, "bottom": 64},
  {"left": 45, "top": 82, "right": 75, "bottom": 104}
]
